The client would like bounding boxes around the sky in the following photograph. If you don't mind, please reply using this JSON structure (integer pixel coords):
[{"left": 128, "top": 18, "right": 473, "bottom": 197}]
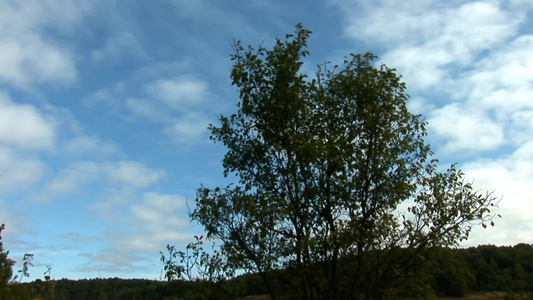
[{"left": 0, "top": 0, "right": 532, "bottom": 281}]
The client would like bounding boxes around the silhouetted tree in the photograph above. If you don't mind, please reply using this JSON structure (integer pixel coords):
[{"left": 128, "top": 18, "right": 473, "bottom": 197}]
[{"left": 191, "top": 24, "right": 499, "bottom": 300}]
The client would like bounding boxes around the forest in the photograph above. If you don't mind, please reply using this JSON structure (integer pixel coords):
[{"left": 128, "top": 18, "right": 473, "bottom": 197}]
[{"left": 4, "top": 244, "right": 533, "bottom": 300}]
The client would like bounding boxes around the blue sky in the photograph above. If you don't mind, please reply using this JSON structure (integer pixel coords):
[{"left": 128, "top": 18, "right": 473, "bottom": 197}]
[{"left": 0, "top": 0, "right": 532, "bottom": 281}]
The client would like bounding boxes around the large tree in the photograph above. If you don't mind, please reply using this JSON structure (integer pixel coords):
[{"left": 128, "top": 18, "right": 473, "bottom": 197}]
[{"left": 192, "top": 24, "right": 498, "bottom": 300}]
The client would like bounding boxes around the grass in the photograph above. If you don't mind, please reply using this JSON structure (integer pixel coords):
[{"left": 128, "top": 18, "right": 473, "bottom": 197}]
[
  {"left": 439, "top": 291, "right": 507, "bottom": 299},
  {"left": 241, "top": 291, "right": 533, "bottom": 300},
  {"left": 440, "top": 291, "right": 533, "bottom": 300}
]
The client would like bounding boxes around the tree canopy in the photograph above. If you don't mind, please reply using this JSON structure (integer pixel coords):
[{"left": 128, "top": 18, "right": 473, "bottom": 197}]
[{"left": 191, "top": 24, "right": 498, "bottom": 300}]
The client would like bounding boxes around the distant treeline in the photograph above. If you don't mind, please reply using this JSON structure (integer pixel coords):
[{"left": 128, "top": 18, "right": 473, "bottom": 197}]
[
  {"left": 7, "top": 243, "right": 533, "bottom": 300},
  {"left": 433, "top": 243, "right": 533, "bottom": 296}
]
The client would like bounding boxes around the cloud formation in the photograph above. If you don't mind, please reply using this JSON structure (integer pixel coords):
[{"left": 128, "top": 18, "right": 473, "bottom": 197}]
[{"left": 123, "top": 77, "right": 213, "bottom": 144}]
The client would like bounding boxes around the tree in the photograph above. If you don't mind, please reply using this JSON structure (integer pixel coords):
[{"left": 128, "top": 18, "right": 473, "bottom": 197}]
[
  {"left": 432, "top": 248, "right": 474, "bottom": 297},
  {"left": 17, "top": 253, "right": 34, "bottom": 283},
  {"left": 191, "top": 24, "right": 499, "bottom": 300},
  {"left": 1, "top": 224, "right": 16, "bottom": 297}
]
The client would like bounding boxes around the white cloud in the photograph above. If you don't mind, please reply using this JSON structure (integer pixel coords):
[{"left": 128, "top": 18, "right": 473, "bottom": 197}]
[
  {"left": 0, "top": 92, "right": 56, "bottom": 150},
  {"left": 428, "top": 103, "right": 504, "bottom": 152},
  {"left": 103, "top": 161, "right": 166, "bottom": 188},
  {"left": 0, "top": 0, "right": 92, "bottom": 87},
  {"left": 145, "top": 77, "right": 208, "bottom": 109}
]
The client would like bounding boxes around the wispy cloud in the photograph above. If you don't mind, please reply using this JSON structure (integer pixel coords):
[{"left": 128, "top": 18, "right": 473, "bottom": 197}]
[
  {"left": 0, "top": 39, "right": 77, "bottom": 88},
  {"left": 163, "top": 111, "right": 212, "bottom": 145},
  {"left": 0, "top": 148, "right": 46, "bottom": 191},
  {"left": 45, "top": 161, "right": 99, "bottom": 195},
  {"left": 91, "top": 32, "right": 151, "bottom": 63},
  {"left": 56, "top": 232, "right": 102, "bottom": 243},
  {"left": 123, "top": 76, "right": 214, "bottom": 144},
  {"left": 118, "top": 192, "right": 191, "bottom": 252},
  {"left": 39, "top": 160, "right": 166, "bottom": 202},
  {"left": 103, "top": 161, "right": 166, "bottom": 189},
  {"left": 72, "top": 250, "right": 155, "bottom": 278},
  {"left": 145, "top": 77, "right": 208, "bottom": 110},
  {"left": 73, "top": 191, "right": 192, "bottom": 277},
  {"left": 64, "top": 135, "right": 118, "bottom": 157}
]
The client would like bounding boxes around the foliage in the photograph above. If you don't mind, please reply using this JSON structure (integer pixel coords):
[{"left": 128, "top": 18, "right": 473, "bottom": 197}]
[
  {"left": 160, "top": 235, "right": 234, "bottom": 299},
  {"left": 189, "top": 24, "right": 499, "bottom": 300}
]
